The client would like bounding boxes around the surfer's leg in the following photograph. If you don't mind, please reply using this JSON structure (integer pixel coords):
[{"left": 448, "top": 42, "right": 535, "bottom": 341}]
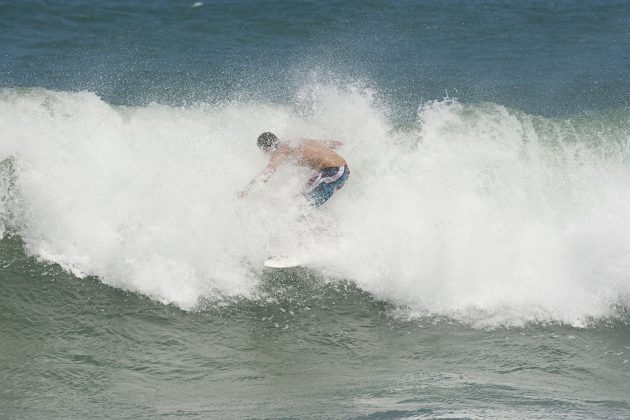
[
  {"left": 305, "top": 182, "right": 335, "bottom": 207},
  {"left": 303, "top": 165, "right": 350, "bottom": 207}
]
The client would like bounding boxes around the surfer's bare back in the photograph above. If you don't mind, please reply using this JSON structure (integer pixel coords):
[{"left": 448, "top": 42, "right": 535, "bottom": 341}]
[{"left": 238, "top": 132, "right": 350, "bottom": 207}]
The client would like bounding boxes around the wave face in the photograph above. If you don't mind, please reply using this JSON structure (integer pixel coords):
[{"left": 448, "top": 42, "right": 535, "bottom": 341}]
[{"left": 1, "top": 85, "right": 629, "bottom": 326}]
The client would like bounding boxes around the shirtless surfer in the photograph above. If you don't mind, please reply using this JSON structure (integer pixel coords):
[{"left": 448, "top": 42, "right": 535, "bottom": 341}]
[{"left": 238, "top": 132, "right": 349, "bottom": 207}]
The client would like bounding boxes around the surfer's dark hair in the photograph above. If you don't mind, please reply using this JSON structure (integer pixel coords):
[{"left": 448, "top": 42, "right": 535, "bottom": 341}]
[{"left": 257, "top": 132, "right": 279, "bottom": 152}]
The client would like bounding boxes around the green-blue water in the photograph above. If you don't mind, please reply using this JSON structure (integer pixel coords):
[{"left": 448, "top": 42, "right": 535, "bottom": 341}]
[
  {"left": 2, "top": 236, "right": 629, "bottom": 418},
  {"left": 1, "top": 1, "right": 630, "bottom": 417}
]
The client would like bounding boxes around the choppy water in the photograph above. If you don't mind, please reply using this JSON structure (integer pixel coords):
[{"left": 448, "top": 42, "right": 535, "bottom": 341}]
[{"left": 1, "top": 0, "right": 630, "bottom": 418}]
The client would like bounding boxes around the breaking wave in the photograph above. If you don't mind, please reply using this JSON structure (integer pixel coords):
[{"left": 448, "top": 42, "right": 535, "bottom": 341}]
[{"left": 1, "top": 82, "right": 629, "bottom": 327}]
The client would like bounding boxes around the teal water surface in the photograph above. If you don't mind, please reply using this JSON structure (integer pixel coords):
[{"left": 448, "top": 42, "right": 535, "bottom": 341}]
[{"left": 2, "top": 236, "right": 630, "bottom": 418}]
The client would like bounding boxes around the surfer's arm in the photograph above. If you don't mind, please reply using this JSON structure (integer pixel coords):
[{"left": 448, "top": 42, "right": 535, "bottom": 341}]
[
  {"left": 238, "top": 170, "right": 272, "bottom": 197},
  {"left": 237, "top": 152, "right": 286, "bottom": 197}
]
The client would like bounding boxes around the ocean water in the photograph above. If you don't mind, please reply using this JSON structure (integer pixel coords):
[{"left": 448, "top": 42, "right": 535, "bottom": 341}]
[{"left": 1, "top": 0, "right": 630, "bottom": 418}]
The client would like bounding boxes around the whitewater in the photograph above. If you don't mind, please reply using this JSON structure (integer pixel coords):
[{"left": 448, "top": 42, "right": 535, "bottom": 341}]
[{"left": 1, "top": 83, "right": 629, "bottom": 327}]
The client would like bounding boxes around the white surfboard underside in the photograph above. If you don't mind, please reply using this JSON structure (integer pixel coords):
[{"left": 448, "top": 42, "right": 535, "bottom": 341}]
[{"left": 264, "top": 255, "right": 303, "bottom": 268}]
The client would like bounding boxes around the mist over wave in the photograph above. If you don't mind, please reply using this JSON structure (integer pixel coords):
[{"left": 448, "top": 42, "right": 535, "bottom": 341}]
[{"left": 1, "top": 83, "right": 629, "bottom": 327}]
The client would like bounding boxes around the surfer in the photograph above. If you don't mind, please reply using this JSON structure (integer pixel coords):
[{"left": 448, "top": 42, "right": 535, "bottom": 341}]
[{"left": 238, "top": 132, "right": 349, "bottom": 207}]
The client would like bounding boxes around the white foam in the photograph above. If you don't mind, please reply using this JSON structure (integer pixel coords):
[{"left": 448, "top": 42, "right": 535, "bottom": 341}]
[{"left": 0, "top": 86, "right": 629, "bottom": 326}]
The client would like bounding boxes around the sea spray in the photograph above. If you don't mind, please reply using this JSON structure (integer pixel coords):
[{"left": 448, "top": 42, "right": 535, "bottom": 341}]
[{"left": 0, "top": 85, "right": 629, "bottom": 326}]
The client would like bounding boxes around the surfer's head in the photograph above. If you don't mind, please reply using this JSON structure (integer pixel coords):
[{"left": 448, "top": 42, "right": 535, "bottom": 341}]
[{"left": 257, "top": 132, "right": 279, "bottom": 152}]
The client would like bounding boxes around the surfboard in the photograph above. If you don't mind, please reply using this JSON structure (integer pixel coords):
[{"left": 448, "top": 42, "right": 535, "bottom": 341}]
[{"left": 264, "top": 255, "right": 303, "bottom": 268}]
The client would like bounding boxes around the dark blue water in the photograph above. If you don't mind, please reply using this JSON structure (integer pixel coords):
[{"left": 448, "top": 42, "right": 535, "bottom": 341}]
[{"left": 3, "top": 0, "right": 630, "bottom": 115}]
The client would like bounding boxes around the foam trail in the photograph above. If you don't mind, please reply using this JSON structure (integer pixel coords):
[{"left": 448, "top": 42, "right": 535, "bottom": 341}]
[{"left": 0, "top": 86, "right": 629, "bottom": 326}]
